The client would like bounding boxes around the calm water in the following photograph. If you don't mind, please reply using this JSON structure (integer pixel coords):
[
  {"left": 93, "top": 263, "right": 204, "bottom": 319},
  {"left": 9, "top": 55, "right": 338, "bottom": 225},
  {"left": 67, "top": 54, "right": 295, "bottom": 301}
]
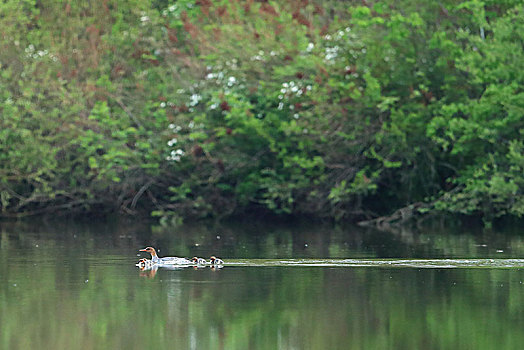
[{"left": 1, "top": 219, "right": 524, "bottom": 349}]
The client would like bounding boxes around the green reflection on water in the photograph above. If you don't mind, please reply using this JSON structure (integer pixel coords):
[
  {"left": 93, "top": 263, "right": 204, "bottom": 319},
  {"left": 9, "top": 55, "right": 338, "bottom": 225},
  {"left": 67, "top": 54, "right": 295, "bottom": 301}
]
[{"left": 1, "top": 220, "right": 524, "bottom": 349}]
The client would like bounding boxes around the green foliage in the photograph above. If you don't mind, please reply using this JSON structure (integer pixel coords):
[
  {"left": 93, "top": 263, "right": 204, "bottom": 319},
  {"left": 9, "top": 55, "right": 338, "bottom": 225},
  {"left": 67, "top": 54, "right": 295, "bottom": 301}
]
[
  {"left": 0, "top": 0, "right": 522, "bottom": 223},
  {"left": 428, "top": 5, "right": 524, "bottom": 221}
]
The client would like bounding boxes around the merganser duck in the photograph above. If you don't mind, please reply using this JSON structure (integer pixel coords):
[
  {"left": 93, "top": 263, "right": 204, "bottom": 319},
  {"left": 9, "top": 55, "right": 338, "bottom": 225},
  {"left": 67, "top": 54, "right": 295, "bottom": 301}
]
[
  {"left": 191, "top": 257, "right": 207, "bottom": 265},
  {"left": 139, "top": 247, "right": 192, "bottom": 265},
  {"left": 209, "top": 256, "right": 224, "bottom": 265}
]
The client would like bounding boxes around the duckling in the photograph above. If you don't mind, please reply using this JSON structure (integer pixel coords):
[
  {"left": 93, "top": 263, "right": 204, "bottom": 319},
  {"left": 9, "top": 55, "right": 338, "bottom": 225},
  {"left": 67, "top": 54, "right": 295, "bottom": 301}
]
[
  {"left": 191, "top": 257, "right": 207, "bottom": 265},
  {"left": 209, "top": 256, "right": 224, "bottom": 265}
]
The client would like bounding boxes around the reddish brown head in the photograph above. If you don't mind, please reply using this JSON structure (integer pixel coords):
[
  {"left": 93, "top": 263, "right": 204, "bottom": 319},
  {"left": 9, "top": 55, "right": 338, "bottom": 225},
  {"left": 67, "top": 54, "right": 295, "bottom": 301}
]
[{"left": 139, "top": 247, "right": 157, "bottom": 257}]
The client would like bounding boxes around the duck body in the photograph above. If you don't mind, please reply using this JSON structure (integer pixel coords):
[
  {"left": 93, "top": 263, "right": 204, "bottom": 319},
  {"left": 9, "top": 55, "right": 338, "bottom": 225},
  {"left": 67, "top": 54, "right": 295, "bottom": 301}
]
[
  {"left": 157, "top": 256, "right": 193, "bottom": 265},
  {"left": 209, "top": 256, "right": 224, "bottom": 265},
  {"left": 139, "top": 247, "right": 192, "bottom": 265}
]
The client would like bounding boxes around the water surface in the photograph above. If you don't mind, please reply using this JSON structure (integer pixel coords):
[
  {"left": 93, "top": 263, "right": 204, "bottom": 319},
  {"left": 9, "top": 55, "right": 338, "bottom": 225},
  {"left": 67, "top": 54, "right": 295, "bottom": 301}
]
[{"left": 1, "top": 219, "right": 524, "bottom": 349}]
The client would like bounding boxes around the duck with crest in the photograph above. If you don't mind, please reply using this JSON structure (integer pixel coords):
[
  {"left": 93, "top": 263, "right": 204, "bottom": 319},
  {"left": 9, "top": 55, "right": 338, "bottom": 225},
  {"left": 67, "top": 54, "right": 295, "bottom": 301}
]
[{"left": 139, "top": 247, "right": 192, "bottom": 265}]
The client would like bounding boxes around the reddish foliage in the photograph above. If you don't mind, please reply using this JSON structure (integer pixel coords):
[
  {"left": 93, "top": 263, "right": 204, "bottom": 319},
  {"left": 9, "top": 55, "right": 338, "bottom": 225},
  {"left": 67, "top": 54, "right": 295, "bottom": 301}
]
[
  {"left": 148, "top": 59, "right": 160, "bottom": 66},
  {"left": 168, "top": 32, "right": 178, "bottom": 43},
  {"left": 243, "top": 1, "right": 251, "bottom": 14},
  {"left": 260, "top": 3, "right": 278, "bottom": 16},
  {"left": 292, "top": 11, "right": 311, "bottom": 28},
  {"left": 254, "top": 31, "right": 260, "bottom": 40},
  {"left": 275, "top": 23, "right": 284, "bottom": 36},
  {"left": 319, "top": 24, "right": 329, "bottom": 36},
  {"left": 216, "top": 159, "right": 225, "bottom": 172},
  {"left": 298, "top": 17, "right": 311, "bottom": 28},
  {"left": 182, "top": 11, "right": 198, "bottom": 38},
  {"left": 85, "top": 25, "right": 99, "bottom": 36},
  {"left": 226, "top": 128, "right": 233, "bottom": 135},
  {"left": 422, "top": 90, "right": 433, "bottom": 105},
  {"left": 295, "top": 72, "right": 304, "bottom": 79},
  {"left": 217, "top": 6, "right": 227, "bottom": 17},
  {"left": 213, "top": 27, "right": 222, "bottom": 41},
  {"left": 284, "top": 55, "right": 293, "bottom": 62},
  {"left": 192, "top": 145, "right": 204, "bottom": 157},
  {"left": 196, "top": 0, "right": 212, "bottom": 16},
  {"left": 111, "top": 64, "right": 125, "bottom": 78},
  {"left": 220, "top": 101, "right": 231, "bottom": 111},
  {"left": 344, "top": 65, "right": 357, "bottom": 75},
  {"left": 131, "top": 49, "right": 148, "bottom": 59},
  {"left": 183, "top": 22, "right": 198, "bottom": 38},
  {"left": 165, "top": 25, "right": 179, "bottom": 43},
  {"left": 313, "top": 4, "right": 324, "bottom": 15}
]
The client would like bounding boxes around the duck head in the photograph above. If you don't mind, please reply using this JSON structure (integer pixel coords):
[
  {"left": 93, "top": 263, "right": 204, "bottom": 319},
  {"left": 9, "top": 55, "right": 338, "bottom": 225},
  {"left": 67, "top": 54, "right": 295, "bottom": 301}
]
[{"left": 139, "top": 246, "right": 158, "bottom": 258}]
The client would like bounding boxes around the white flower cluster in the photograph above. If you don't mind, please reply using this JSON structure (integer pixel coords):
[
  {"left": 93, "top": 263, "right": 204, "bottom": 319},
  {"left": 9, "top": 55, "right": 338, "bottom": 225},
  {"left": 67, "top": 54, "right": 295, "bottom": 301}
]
[
  {"left": 168, "top": 124, "right": 182, "bottom": 132},
  {"left": 140, "top": 11, "right": 150, "bottom": 25},
  {"left": 322, "top": 27, "right": 360, "bottom": 63},
  {"left": 205, "top": 64, "right": 239, "bottom": 92},
  {"left": 162, "top": 4, "right": 178, "bottom": 16},
  {"left": 324, "top": 46, "right": 340, "bottom": 61},
  {"left": 251, "top": 50, "right": 265, "bottom": 61},
  {"left": 306, "top": 43, "right": 314, "bottom": 52},
  {"left": 189, "top": 94, "right": 202, "bottom": 107},
  {"left": 25, "top": 44, "right": 49, "bottom": 60},
  {"left": 166, "top": 149, "right": 185, "bottom": 162},
  {"left": 206, "top": 71, "right": 225, "bottom": 80},
  {"left": 277, "top": 81, "right": 312, "bottom": 116},
  {"left": 278, "top": 81, "right": 312, "bottom": 101},
  {"left": 250, "top": 49, "right": 280, "bottom": 61}
]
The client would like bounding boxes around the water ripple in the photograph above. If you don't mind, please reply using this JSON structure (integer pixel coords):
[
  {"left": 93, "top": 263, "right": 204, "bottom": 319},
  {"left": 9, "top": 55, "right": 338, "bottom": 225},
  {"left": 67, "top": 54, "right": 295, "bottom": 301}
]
[{"left": 222, "top": 258, "right": 524, "bottom": 269}]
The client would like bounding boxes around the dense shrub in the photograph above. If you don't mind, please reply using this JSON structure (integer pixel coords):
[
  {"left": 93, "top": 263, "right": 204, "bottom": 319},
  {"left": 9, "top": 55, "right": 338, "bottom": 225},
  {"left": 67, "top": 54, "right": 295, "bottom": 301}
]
[{"left": 0, "top": 0, "right": 522, "bottom": 224}]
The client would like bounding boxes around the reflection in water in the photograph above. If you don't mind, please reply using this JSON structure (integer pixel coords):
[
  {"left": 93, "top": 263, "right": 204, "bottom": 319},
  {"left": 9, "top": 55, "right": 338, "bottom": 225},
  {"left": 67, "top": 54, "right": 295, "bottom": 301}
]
[
  {"left": 138, "top": 264, "right": 158, "bottom": 278},
  {"left": 1, "top": 219, "right": 524, "bottom": 349}
]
